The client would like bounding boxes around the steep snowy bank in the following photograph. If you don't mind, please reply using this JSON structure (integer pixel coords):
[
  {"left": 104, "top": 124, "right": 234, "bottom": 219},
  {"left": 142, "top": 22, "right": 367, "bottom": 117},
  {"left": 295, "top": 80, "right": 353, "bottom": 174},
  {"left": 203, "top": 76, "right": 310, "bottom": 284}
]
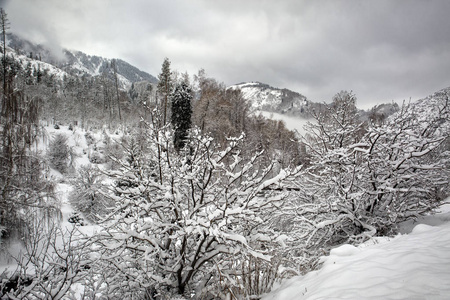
[{"left": 264, "top": 200, "right": 450, "bottom": 300}]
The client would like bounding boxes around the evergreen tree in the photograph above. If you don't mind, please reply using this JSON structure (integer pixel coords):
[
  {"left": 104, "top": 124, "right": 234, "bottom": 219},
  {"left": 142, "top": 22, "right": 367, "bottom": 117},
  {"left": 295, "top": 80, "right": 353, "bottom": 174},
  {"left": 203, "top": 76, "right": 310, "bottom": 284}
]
[
  {"left": 0, "top": 8, "right": 9, "bottom": 95},
  {"left": 157, "top": 57, "right": 173, "bottom": 126},
  {"left": 171, "top": 81, "right": 192, "bottom": 152}
]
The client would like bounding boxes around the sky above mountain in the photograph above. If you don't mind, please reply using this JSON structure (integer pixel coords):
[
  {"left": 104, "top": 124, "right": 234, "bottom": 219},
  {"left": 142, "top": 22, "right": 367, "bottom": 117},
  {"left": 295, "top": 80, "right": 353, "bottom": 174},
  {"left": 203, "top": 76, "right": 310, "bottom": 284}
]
[{"left": 3, "top": 0, "right": 450, "bottom": 108}]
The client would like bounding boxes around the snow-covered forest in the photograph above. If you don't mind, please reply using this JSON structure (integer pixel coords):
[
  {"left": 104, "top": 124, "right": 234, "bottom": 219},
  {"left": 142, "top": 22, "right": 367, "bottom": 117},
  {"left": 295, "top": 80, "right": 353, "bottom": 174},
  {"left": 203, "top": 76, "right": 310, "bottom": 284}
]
[{"left": 0, "top": 8, "right": 449, "bottom": 299}]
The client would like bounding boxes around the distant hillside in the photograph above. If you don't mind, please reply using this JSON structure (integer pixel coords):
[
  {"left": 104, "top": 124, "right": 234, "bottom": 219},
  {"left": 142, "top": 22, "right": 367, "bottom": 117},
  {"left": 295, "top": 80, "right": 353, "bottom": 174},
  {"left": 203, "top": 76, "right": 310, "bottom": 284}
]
[
  {"left": 62, "top": 50, "right": 158, "bottom": 88},
  {"left": 411, "top": 86, "right": 450, "bottom": 124},
  {"left": 364, "top": 87, "right": 450, "bottom": 125},
  {"left": 229, "top": 82, "right": 324, "bottom": 118},
  {"left": 360, "top": 102, "right": 400, "bottom": 122},
  {"left": 7, "top": 33, "right": 157, "bottom": 89}
]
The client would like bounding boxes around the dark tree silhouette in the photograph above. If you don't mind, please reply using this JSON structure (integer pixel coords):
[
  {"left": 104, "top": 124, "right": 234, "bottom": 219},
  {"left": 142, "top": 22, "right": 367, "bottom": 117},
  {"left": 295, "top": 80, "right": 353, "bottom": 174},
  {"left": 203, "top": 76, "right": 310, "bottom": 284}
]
[{"left": 171, "top": 81, "right": 193, "bottom": 152}]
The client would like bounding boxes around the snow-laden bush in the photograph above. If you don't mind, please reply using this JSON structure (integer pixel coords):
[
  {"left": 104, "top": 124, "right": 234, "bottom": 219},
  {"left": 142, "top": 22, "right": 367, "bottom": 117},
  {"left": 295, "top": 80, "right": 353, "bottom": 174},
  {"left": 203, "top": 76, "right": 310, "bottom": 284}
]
[
  {"left": 1, "top": 220, "right": 89, "bottom": 299},
  {"left": 88, "top": 150, "right": 105, "bottom": 164},
  {"left": 91, "top": 119, "right": 301, "bottom": 299},
  {"left": 69, "top": 164, "right": 111, "bottom": 222},
  {"left": 102, "top": 132, "right": 125, "bottom": 170},
  {"left": 48, "top": 133, "right": 70, "bottom": 174},
  {"left": 276, "top": 90, "right": 450, "bottom": 272}
]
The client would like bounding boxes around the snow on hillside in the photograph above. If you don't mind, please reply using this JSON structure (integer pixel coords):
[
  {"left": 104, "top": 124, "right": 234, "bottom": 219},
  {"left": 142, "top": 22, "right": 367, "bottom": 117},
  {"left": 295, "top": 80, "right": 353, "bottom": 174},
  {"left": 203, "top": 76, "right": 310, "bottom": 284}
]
[
  {"left": 62, "top": 50, "right": 157, "bottom": 89},
  {"left": 8, "top": 47, "right": 69, "bottom": 81},
  {"left": 0, "top": 124, "right": 107, "bottom": 276},
  {"left": 232, "top": 82, "right": 283, "bottom": 109},
  {"left": 230, "top": 82, "right": 308, "bottom": 113},
  {"left": 7, "top": 34, "right": 158, "bottom": 90},
  {"left": 263, "top": 199, "right": 450, "bottom": 300}
]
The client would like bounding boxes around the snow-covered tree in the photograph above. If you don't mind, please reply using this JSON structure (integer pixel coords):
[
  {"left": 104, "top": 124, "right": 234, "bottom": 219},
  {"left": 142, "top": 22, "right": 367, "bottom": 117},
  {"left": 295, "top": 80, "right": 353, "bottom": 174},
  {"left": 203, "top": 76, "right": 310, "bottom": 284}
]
[
  {"left": 304, "top": 90, "right": 364, "bottom": 156},
  {"left": 69, "top": 164, "right": 111, "bottom": 222},
  {"left": 171, "top": 81, "right": 193, "bottom": 152},
  {"left": 2, "top": 220, "right": 90, "bottom": 299},
  {"left": 157, "top": 57, "right": 173, "bottom": 126},
  {"left": 91, "top": 120, "right": 300, "bottom": 298},
  {"left": 48, "top": 133, "right": 70, "bottom": 174},
  {"left": 284, "top": 91, "right": 450, "bottom": 272}
]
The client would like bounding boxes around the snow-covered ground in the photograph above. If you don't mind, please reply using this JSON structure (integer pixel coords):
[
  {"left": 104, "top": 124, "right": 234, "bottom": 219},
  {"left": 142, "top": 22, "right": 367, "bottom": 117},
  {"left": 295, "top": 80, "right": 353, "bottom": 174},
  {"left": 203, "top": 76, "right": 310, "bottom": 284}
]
[{"left": 263, "top": 200, "right": 450, "bottom": 300}]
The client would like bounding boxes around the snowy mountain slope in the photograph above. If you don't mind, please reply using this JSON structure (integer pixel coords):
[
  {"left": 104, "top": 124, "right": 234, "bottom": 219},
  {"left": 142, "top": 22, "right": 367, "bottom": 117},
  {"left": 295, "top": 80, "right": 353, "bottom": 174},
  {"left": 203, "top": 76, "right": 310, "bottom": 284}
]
[
  {"left": 8, "top": 46, "right": 70, "bottom": 81},
  {"left": 62, "top": 50, "right": 157, "bottom": 88},
  {"left": 359, "top": 102, "right": 400, "bottom": 122},
  {"left": 263, "top": 200, "right": 450, "bottom": 300},
  {"left": 7, "top": 33, "right": 157, "bottom": 89},
  {"left": 411, "top": 86, "right": 450, "bottom": 122},
  {"left": 229, "top": 82, "right": 314, "bottom": 116},
  {"left": 7, "top": 32, "right": 61, "bottom": 65},
  {"left": 243, "top": 83, "right": 446, "bottom": 138}
]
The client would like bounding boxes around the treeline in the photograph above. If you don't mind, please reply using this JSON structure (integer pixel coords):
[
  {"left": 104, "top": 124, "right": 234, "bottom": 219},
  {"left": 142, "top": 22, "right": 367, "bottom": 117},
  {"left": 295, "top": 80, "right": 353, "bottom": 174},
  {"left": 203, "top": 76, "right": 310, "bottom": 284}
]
[{"left": 0, "top": 9, "right": 301, "bottom": 242}]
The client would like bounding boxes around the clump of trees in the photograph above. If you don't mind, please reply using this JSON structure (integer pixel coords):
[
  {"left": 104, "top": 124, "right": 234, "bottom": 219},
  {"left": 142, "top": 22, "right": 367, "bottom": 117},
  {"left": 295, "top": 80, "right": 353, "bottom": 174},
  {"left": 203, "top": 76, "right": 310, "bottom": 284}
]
[
  {"left": 0, "top": 8, "right": 57, "bottom": 243},
  {"left": 80, "top": 88, "right": 448, "bottom": 299},
  {"left": 274, "top": 90, "right": 450, "bottom": 272},
  {"left": 191, "top": 69, "right": 301, "bottom": 167}
]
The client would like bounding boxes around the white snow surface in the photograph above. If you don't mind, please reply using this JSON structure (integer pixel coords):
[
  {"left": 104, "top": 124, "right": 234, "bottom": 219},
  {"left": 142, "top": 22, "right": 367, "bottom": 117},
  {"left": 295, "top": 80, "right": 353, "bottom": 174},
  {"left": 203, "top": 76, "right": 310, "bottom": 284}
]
[{"left": 263, "top": 198, "right": 450, "bottom": 300}]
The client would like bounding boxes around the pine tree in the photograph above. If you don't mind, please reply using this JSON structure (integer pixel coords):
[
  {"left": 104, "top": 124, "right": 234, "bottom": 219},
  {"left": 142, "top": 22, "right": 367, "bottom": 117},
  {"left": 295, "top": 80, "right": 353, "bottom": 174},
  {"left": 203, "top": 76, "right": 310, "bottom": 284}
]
[
  {"left": 171, "top": 82, "right": 193, "bottom": 152},
  {"left": 0, "top": 8, "right": 9, "bottom": 96},
  {"left": 157, "top": 58, "right": 173, "bottom": 126}
]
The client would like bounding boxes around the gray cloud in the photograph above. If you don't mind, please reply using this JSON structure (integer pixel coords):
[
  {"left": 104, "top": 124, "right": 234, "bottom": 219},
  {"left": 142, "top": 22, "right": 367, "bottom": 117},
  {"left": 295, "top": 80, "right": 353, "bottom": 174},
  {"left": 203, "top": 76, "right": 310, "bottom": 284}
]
[{"left": 4, "top": 0, "right": 450, "bottom": 108}]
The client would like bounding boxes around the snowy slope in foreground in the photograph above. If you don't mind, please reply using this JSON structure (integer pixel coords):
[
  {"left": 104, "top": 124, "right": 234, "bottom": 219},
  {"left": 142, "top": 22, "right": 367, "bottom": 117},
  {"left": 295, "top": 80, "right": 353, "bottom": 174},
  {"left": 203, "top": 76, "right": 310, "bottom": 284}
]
[{"left": 264, "top": 200, "right": 450, "bottom": 300}]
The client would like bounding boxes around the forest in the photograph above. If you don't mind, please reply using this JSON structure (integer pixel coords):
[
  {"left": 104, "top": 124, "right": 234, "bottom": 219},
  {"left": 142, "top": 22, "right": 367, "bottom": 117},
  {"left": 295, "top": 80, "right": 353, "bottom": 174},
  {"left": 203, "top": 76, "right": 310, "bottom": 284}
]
[{"left": 0, "top": 8, "right": 449, "bottom": 299}]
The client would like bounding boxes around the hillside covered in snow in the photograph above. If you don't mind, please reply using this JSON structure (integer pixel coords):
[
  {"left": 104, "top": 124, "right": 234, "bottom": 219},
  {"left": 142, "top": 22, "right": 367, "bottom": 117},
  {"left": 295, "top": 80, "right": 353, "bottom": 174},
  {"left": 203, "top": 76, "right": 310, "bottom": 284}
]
[
  {"left": 229, "top": 81, "right": 315, "bottom": 116},
  {"left": 264, "top": 199, "right": 450, "bottom": 300},
  {"left": 7, "top": 33, "right": 157, "bottom": 89}
]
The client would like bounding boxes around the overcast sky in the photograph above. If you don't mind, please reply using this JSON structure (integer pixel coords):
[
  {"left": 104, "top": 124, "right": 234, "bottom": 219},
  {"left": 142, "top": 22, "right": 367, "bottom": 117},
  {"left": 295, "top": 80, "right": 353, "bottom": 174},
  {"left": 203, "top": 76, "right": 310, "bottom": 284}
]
[{"left": 3, "top": 0, "right": 450, "bottom": 108}]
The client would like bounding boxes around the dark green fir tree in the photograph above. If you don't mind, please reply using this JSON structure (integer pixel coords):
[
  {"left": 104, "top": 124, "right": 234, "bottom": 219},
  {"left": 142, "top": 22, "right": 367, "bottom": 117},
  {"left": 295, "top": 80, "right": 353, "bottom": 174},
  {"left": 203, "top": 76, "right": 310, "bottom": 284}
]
[{"left": 171, "top": 81, "right": 193, "bottom": 152}]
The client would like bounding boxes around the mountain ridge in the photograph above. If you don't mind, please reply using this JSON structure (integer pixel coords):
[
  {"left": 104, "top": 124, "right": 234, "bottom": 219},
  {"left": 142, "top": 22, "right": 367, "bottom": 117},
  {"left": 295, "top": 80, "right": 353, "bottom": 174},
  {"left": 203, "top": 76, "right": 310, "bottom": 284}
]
[
  {"left": 229, "top": 81, "right": 318, "bottom": 117},
  {"left": 7, "top": 33, "right": 157, "bottom": 89}
]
